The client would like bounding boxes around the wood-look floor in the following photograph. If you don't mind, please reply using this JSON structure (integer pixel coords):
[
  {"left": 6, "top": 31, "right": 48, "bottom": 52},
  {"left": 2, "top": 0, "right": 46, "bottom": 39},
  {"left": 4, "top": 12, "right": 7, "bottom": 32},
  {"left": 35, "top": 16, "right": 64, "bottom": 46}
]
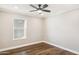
[{"left": 0, "top": 42, "right": 77, "bottom": 55}]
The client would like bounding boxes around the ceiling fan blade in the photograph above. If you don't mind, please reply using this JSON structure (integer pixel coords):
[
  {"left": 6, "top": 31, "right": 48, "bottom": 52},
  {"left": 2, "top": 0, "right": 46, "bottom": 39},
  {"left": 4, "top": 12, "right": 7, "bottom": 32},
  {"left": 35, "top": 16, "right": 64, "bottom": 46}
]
[
  {"left": 30, "top": 4, "right": 38, "bottom": 9},
  {"left": 42, "top": 4, "right": 48, "bottom": 9},
  {"left": 42, "top": 10, "right": 51, "bottom": 12},
  {"left": 30, "top": 10, "right": 38, "bottom": 12}
]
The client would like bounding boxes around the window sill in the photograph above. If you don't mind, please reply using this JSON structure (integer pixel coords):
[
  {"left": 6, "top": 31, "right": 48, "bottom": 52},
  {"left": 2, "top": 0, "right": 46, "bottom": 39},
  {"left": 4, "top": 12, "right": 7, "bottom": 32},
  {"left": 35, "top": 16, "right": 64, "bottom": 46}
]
[{"left": 13, "top": 37, "right": 26, "bottom": 40}]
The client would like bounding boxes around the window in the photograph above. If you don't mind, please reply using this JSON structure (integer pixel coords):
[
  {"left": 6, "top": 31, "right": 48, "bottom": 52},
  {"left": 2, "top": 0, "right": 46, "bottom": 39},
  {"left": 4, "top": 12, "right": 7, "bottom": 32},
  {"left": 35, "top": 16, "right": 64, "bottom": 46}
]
[{"left": 13, "top": 19, "right": 27, "bottom": 40}]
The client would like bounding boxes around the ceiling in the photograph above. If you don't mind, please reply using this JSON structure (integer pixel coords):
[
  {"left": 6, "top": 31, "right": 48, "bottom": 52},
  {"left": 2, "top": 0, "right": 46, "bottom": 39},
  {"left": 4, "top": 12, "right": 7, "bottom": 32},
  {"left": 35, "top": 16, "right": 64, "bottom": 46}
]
[{"left": 0, "top": 4, "right": 79, "bottom": 17}]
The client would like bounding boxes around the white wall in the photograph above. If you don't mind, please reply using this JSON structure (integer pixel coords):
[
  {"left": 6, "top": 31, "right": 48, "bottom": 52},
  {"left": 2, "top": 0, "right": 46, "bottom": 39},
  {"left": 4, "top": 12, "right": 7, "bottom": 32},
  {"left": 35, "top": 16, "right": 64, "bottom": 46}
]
[
  {"left": 45, "top": 9, "right": 79, "bottom": 52},
  {"left": 0, "top": 12, "right": 43, "bottom": 49}
]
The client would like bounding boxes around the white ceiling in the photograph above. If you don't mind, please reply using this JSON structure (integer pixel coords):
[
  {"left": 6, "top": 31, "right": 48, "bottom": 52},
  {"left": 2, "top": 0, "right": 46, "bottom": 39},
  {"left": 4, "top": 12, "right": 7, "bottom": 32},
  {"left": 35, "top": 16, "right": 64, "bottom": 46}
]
[{"left": 0, "top": 4, "right": 79, "bottom": 17}]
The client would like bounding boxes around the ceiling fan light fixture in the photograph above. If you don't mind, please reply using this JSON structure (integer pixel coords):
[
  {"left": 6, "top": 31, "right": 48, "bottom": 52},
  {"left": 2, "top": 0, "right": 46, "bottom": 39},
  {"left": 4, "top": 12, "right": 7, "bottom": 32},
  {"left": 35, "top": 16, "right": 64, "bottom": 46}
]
[{"left": 37, "top": 10, "right": 42, "bottom": 13}]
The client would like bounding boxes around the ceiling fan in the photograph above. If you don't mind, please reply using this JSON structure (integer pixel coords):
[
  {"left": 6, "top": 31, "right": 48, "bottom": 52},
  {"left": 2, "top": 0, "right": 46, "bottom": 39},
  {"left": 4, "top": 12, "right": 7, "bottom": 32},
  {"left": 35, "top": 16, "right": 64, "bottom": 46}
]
[{"left": 29, "top": 4, "right": 51, "bottom": 13}]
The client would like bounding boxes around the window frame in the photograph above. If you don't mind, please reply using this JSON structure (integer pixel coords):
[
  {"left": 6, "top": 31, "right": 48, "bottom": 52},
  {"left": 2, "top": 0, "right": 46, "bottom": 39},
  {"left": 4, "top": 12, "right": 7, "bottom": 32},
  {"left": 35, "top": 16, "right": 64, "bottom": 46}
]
[{"left": 13, "top": 18, "right": 27, "bottom": 40}]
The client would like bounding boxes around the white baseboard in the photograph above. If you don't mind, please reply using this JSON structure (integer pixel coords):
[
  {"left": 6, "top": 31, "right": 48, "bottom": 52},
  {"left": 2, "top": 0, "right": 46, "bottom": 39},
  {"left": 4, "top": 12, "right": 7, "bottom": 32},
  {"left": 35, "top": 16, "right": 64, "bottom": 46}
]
[
  {"left": 0, "top": 41, "right": 44, "bottom": 52},
  {"left": 43, "top": 41, "right": 79, "bottom": 55}
]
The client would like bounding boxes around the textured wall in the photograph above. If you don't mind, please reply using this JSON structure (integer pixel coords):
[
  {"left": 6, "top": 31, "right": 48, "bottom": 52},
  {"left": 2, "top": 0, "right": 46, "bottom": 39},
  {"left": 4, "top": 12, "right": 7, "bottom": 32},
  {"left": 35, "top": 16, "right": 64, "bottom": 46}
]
[
  {"left": 0, "top": 12, "right": 43, "bottom": 49},
  {"left": 45, "top": 9, "right": 79, "bottom": 52}
]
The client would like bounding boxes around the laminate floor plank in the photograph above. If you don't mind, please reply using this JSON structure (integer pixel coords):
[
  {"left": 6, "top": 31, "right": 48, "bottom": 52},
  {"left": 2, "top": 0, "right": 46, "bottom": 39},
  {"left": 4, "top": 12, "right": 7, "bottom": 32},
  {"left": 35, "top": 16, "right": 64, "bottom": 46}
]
[{"left": 0, "top": 42, "right": 77, "bottom": 55}]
